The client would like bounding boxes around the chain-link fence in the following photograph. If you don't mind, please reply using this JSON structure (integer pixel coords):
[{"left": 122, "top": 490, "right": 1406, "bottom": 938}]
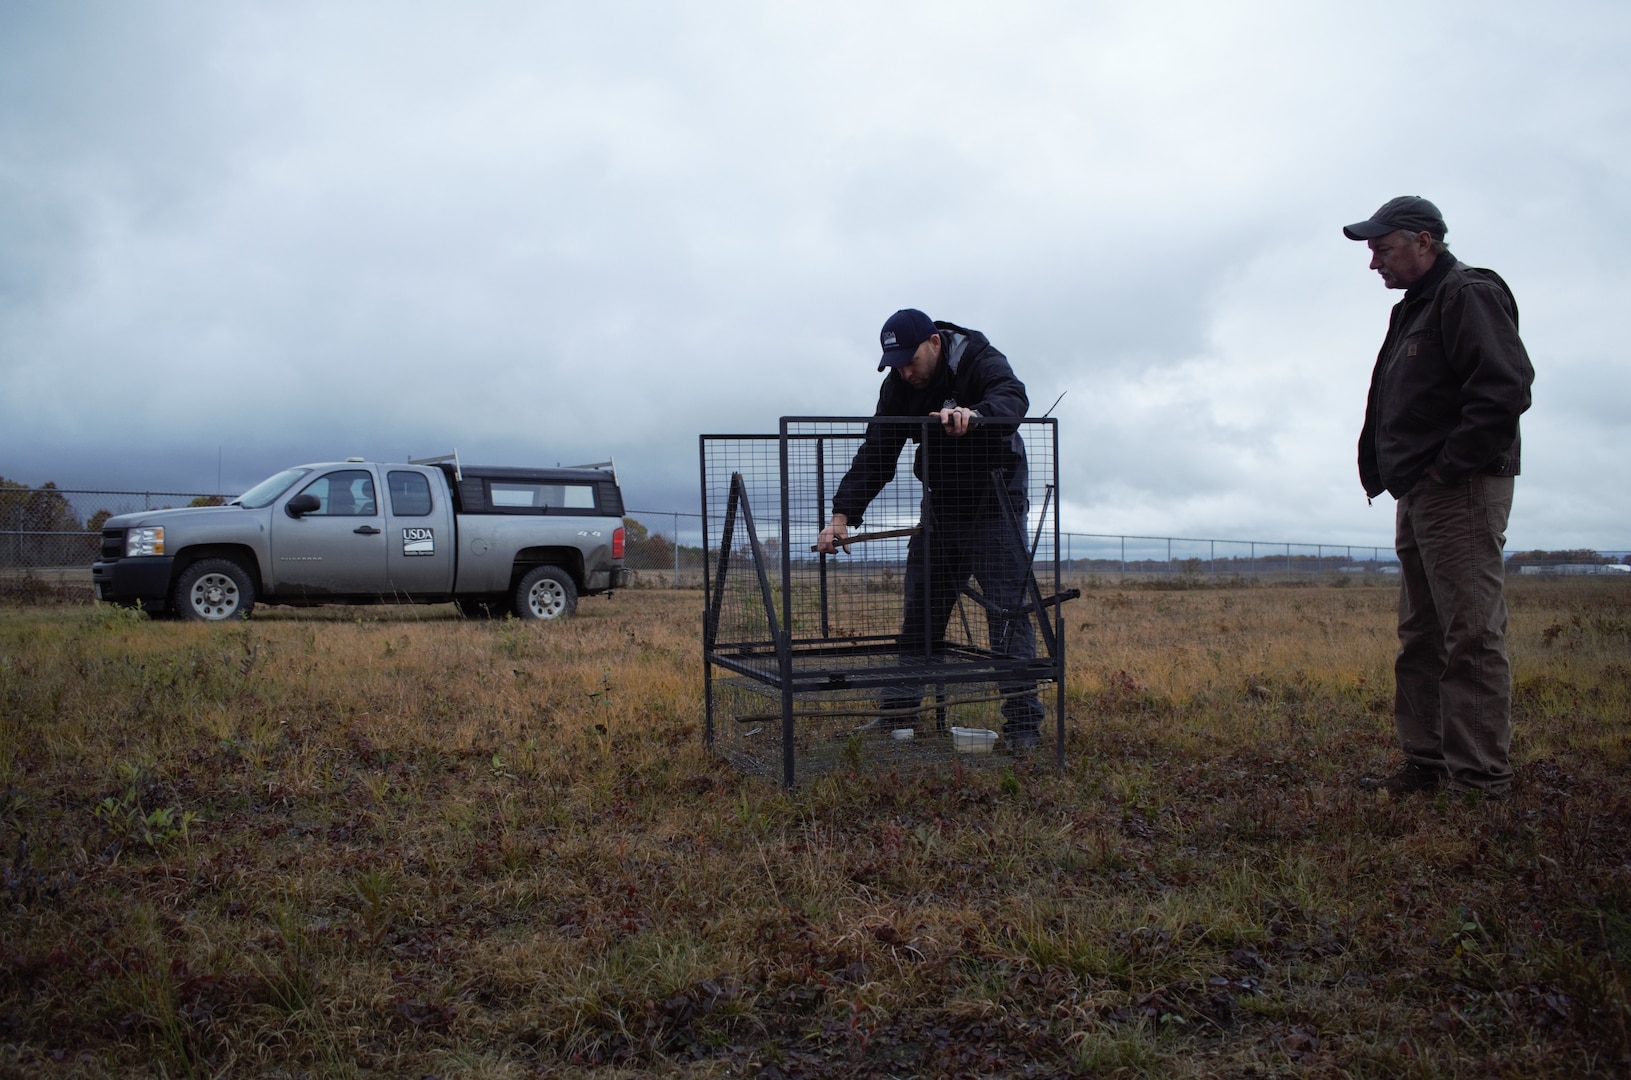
[
  {"left": 619, "top": 508, "right": 707, "bottom": 588},
  {"left": 1060, "top": 533, "right": 1401, "bottom": 585},
  {"left": 618, "top": 516, "right": 1409, "bottom": 589},
  {"left": 1, "top": 487, "right": 223, "bottom": 570},
  {"left": 3, "top": 486, "right": 1626, "bottom": 594},
  {"left": 1058, "top": 534, "right": 1631, "bottom": 584}
]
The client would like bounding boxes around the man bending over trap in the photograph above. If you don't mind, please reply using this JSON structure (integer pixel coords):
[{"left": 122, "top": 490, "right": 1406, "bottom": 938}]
[{"left": 815, "top": 309, "right": 1044, "bottom": 750}]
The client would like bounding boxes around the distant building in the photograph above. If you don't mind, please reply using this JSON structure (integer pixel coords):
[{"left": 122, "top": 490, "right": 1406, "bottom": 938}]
[{"left": 1517, "top": 563, "right": 1631, "bottom": 576}]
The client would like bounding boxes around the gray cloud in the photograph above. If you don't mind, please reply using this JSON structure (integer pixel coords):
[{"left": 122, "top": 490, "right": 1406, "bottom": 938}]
[{"left": 2, "top": 0, "right": 1627, "bottom": 550}]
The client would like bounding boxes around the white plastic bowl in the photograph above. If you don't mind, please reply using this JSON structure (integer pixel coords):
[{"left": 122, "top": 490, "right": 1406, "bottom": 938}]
[{"left": 949, "top": 726, "right": 998, "bottom": 754}]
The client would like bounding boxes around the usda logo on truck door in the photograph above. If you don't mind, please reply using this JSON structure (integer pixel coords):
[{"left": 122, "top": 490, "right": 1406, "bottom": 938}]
[{"left": 402, "top": 528, "right": 435, "bottom": 556}]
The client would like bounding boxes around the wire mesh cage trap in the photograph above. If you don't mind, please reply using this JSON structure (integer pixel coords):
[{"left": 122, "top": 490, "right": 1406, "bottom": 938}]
[{"left": 701, "top": 416, "right": 1076, "bottom": 786}]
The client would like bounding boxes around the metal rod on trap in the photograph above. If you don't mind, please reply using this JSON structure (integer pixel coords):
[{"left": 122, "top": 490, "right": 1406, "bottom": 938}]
[
  {"left": 732, "top": 686, "right": 1041, "bottom": 725},
  {"left": 809, "top": 526, "right": 920, "bottom": 552}
]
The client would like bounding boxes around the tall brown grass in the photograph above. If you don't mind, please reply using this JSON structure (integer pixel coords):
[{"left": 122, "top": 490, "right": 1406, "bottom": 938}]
[{"left": 1, "top": 578, "right": 1627, "bottom": 1077}]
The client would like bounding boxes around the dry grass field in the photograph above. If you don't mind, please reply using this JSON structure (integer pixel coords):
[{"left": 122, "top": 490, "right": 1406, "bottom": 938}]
[{"left": 2, "top": 579, "right": 1629, "bottom": 1078}]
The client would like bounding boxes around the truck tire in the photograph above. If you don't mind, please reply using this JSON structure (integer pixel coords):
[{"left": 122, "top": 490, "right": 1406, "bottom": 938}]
[
  {"left": 173, "top": 558, "right": 255, "bottom": 622},
  {"left": 514, "top": 566, "right": 577, "bottom": 621}
]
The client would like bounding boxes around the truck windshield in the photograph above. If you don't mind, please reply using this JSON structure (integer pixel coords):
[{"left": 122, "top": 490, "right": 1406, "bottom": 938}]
[{"left": 235, "top": 467, "right": 313, "bottom": 509}]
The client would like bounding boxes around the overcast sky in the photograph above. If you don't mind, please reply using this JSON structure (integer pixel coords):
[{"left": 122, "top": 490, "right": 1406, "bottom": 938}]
[{"left": 2, "top": 1, "right": 1626, "bottom": 550}]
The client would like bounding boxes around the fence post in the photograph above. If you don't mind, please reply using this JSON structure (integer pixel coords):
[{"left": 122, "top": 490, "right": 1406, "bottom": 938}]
[{"left": 673, "top": 512, "right": 680, "bottom": 587}]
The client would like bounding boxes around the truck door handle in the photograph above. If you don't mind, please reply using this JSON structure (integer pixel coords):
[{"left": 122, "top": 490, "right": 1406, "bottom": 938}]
[{"left": 354, "top": 525, "right": 381, "bottom": 535}]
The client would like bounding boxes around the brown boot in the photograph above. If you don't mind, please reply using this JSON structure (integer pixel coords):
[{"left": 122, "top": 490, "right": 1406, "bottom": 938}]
[{"left": 1359, "top": 763, "right": 1445, "bottom": 796}]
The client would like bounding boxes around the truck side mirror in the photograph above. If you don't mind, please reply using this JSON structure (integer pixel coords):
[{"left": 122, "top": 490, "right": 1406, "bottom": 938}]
[{"left": 286, "top": 494, "right": 321, "bottom": 518}]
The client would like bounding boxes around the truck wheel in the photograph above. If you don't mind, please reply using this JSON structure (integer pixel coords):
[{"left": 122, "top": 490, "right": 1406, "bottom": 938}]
[
  {"left": 514, "top": 566, "right": 577, "bottom": 621},
  {"left": 173, "top": 558, "right": 255, "bottom": 621}
]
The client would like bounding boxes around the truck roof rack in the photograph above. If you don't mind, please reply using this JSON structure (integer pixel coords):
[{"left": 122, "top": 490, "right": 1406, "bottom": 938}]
[
  {"left": 408, "top": 449, "right": 463, "bottom": 482},
  {"left": 561, "top": 457, "right": 616, "bottom": 481}
]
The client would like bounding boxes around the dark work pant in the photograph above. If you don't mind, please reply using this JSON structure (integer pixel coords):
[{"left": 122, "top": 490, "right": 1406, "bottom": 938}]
[
  {"left": 885, "top": 508, "right": 1044, "bottom": 734},
  {"left": 1393, "top": 473, "right": 1515, "bottom": 792}
]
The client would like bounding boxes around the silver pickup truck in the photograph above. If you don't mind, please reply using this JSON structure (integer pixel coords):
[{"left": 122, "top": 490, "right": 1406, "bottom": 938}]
[{"left": 91, "top": 456, "right": 631, "bottom": 621}]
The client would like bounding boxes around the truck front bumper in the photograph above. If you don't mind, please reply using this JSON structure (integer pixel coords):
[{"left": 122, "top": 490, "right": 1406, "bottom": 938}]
[{"left": 92, "top": 557, "right": 174, "bottom": 611}]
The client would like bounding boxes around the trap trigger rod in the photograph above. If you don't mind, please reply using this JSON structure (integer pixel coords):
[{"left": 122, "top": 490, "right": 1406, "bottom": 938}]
[{"left": 810, "top": 526, "right": 920, "bottom": 552}]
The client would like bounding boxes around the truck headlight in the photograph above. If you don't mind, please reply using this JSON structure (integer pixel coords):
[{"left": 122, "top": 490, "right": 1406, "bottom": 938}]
[{"left": 125, "top": 527, "right": 165, "bottom": 557}]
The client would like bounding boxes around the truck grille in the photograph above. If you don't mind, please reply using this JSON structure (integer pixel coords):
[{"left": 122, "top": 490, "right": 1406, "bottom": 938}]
[{"left": 100, "top": 529, "right": 125, "bottom": 561}]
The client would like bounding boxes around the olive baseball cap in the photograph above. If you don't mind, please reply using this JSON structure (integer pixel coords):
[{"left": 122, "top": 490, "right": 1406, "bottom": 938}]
[{"left": 1343, "top": 196, "right": 1447, "bottom": 241}]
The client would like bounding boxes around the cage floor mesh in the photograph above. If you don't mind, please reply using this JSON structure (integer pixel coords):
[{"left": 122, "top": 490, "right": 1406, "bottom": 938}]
[{"left": 710, "top": 676, "right": 1059, "bottom": 780}]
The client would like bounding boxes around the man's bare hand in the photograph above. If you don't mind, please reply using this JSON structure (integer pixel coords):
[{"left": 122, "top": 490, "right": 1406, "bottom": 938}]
[
  {"left": 815, "top": 515, "right": 851, "bottom": 555},
  {"left": 932, "top": 405, "right": 977, "bottom": 437}
]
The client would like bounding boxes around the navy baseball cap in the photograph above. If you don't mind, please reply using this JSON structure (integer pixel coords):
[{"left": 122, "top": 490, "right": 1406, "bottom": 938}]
[
  {"left": 1343, "top": 196, "right": 1447, "bottom": 241},
  {"left": 878, "top": 308, "right": 937, "bottom": 371}
]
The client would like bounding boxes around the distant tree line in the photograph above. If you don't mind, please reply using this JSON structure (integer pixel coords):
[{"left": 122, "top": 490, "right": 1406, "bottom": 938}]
[
  {"left": 0, "top": 478, "right": 92, "bottom": 568},
  {"left": 0, "top": 478, "right": 80, "bottom": 533},
  {"left": 2, "top": 477, "right": 224, "bottom": 536},
  {"left": 622, "top": 517, "right": 706, "bottom": 571}
]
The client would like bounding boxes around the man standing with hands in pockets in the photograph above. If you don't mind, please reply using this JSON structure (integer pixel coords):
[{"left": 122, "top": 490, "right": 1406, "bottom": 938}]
[{"left": 1345, "top": 197, "right": 1535, "bottom": 800}]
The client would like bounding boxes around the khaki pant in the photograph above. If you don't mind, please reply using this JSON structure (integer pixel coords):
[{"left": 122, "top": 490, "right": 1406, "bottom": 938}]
[{"left": 1393, "top": 473, "right": 1515, "bottom": 792}]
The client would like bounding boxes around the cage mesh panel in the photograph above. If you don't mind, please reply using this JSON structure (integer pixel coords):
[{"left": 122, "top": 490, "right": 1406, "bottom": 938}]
[{"left": 702, "top": 417, "right": 1065, "bottom": 784}]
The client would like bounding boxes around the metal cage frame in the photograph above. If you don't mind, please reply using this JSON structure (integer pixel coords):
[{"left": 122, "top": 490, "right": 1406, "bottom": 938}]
[{"left": 700, "top": 416, "right": 1075, "bottom": 786}]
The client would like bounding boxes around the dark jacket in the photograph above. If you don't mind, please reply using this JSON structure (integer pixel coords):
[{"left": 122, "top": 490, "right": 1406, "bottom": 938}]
[
  {"left": 833, "top": 322, "right": 1029, "bottom": 527},
  {"left": 1358, "top": 254, "right": 1534, "bottom": 499}
]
